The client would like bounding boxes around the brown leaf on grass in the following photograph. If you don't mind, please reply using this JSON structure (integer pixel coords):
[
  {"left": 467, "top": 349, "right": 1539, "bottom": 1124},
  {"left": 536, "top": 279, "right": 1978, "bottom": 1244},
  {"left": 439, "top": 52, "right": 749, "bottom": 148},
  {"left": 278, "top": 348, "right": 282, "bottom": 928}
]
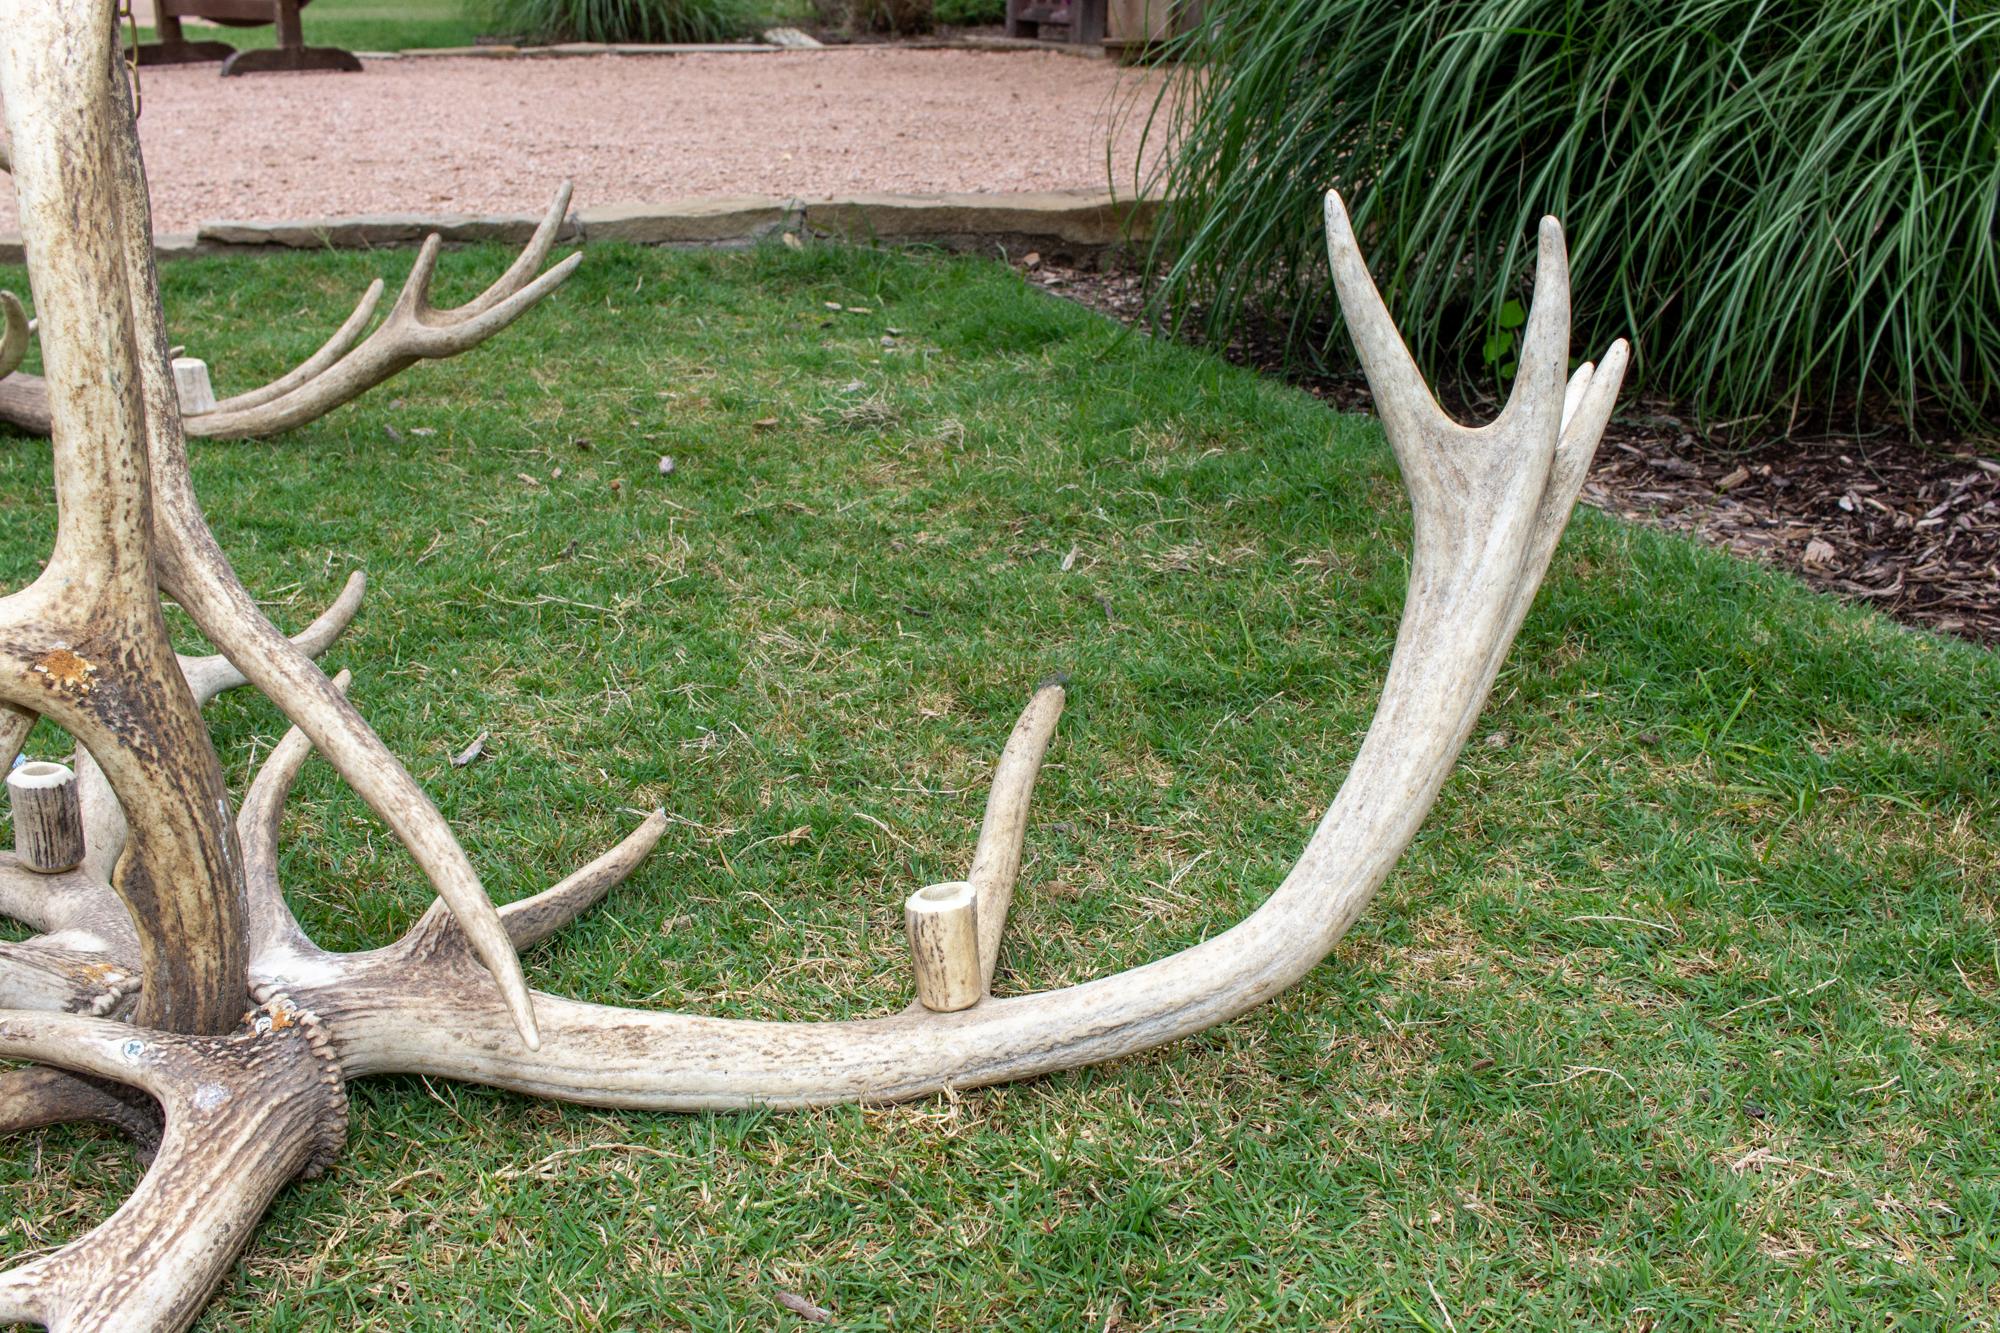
[{"left": 775, "top": 1290, "right": 834, "bottom": 1323}]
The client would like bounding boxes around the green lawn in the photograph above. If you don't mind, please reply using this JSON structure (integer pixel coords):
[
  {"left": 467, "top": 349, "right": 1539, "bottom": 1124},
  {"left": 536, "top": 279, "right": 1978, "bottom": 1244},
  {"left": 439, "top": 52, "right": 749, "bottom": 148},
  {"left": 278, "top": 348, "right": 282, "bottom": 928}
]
[
  {"left": 140, "top": 0, "right": 496, "bottom": 53},
  {"left": 135, "top": 0, "right": 808, "bottom": 51},
  {"left": 2, "top": 239, "right": 1997, "bottom": 1329}
]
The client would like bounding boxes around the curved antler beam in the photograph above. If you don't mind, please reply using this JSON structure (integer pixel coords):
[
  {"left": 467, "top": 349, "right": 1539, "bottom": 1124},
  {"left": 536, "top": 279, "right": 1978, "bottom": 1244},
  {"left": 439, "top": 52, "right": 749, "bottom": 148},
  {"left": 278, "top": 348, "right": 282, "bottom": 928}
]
[
  {"left": 0, "top": 184, "right": 578, "bottom": 440},
  {"left": 241, "top": 193, "right": 1630, "bottom": 1111}
]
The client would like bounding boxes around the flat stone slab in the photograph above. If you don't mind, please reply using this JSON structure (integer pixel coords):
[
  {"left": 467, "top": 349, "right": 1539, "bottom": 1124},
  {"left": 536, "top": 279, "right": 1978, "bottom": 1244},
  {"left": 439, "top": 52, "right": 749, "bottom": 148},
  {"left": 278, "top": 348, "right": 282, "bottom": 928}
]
[
  {"left": 198, "top": 212, "right": 582, "bottom": 249},
  {"left": 802, "top": 190, "right": 1162, "bottom": 246},
  {"left": 380, "top": 41, "right": 780, "bottom": 60},
  {"left": 577, "top": 197, "right": 793, "bottom": 245},
  {"left": 0, "top": 192, "right": 1164, "bottom": 267}
]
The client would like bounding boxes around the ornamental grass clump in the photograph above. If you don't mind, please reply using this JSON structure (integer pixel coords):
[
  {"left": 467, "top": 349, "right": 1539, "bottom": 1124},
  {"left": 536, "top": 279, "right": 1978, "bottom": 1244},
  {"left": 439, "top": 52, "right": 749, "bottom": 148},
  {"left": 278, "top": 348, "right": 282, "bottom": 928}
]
[
  {"left": 470, "top": 0, "right": 755, "bottom": 43},
  {"left": 1144, "top": 0, "right": 2000, "bottom": 428}
]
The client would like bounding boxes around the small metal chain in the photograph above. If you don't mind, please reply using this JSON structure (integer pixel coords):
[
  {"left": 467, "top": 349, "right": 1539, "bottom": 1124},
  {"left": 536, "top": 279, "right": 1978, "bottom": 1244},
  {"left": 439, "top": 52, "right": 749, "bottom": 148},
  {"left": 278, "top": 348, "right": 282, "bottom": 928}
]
[{"left": 119, "top": 0, "right": 143, "bottom": 118}]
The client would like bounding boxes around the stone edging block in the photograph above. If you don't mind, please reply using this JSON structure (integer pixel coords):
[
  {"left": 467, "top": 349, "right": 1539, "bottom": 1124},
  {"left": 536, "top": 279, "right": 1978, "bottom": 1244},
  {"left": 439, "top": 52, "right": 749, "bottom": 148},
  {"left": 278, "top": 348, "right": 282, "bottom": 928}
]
[
  {"left": 0, "top": 190, "right": 1164, "bottom": 267},
  {"left": 576, "top": 197, "right": 794, "bottom": 245},
  {"left": 801, "top": 190, "right": 1159, "bottom": 247},
  {"left": 356, "top": 37, "right": 1092, "bottom": 62},
  {"left": 197, "top": 211, "right": 583, "bottom": 249}
]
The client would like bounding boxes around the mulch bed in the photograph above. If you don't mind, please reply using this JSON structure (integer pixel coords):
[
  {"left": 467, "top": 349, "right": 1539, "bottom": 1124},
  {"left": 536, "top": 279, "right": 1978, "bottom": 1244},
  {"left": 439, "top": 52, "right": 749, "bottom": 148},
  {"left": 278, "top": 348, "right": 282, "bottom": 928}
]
[{"left": 1024, "top": 261, "right": 2000, "bottom": 648}]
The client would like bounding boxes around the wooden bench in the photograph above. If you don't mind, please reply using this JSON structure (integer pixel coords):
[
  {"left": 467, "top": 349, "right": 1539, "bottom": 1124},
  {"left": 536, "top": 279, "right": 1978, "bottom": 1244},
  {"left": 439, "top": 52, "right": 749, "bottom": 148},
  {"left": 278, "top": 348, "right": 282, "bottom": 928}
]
[
  {"left": 1004, "top": 0, "right": 1108, "bottom": 45},
  {"left": 139, "top": 0, "right": 362, "bottom": 76}
]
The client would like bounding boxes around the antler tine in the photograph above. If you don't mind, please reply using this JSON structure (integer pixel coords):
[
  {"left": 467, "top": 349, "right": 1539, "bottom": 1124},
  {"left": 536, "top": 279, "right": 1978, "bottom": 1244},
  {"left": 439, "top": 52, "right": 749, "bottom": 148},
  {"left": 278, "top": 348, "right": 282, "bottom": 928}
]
[
  {"left": 1325, "top": 190, "right": 1577, "bottom": 567},
  {"left": 391, "top": 232, "right": 446, "bottom": 326},
  {"left": 1487, "top": 216, "right": 1573, "bottom": 439},
  {"left": 455, "top": 181, "right": 574, "bottom": 321},
  {"left": 490, "top": 810, "right": 667, "bottom": 950},
  {"left": 0, "top": 291, "right": 28, "bottom": 380},
  {"left": 393, "top": 808, "right": 670, "bottom": 956},
  {"left": 239, "top": 669, "right": 351, "bottom": 961},
  {"left": 388, "top": 182, "right": 575, "bottom": 331},
  {"left": 968, "top": 677, "right": 1066, "bottom": 993},
  {"left": 1321, "top": 192, "right": 1451, "bottom": 449},
  {"left": 204, "top": 279, "right": 385, "bottom": 416},
  {"left": 178, "top": 570, "right": 367, "bottom": 706},
  {"left": 404, "top": 248, "right": 585, "bottom": 352}
]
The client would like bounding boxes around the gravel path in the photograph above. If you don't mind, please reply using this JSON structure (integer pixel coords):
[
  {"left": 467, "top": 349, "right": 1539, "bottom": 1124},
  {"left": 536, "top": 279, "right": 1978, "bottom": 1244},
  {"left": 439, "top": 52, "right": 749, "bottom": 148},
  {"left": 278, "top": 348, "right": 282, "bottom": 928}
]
[{"left": 0, "top": 49, "right": 1164, "bottom": 232}]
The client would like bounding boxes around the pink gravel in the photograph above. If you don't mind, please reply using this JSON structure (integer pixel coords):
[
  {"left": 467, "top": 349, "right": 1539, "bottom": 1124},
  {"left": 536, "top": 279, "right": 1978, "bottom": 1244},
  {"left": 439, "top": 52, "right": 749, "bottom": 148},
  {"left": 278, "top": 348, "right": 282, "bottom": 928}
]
[{"left": 0, "top": 49, "right": 1166, "bottom": 233}]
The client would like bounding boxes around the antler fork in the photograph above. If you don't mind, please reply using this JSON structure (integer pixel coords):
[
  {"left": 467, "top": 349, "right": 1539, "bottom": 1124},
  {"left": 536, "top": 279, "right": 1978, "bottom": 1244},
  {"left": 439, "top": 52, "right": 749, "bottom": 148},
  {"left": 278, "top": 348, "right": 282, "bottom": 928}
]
[{"left": 0, "top": 186, "right": 580, "bottom": 440}]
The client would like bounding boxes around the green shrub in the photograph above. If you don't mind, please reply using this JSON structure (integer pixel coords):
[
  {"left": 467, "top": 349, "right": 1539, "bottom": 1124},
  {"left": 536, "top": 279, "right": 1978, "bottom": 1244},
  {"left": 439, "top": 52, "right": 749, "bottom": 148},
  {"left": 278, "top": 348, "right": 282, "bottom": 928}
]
[
  {"left": 810, "top": 0, "right": 933, "bottom": 33},
  {"left": 469, "top": 0, "right": 756, "bottom": 42},
  {"left": 935, "top": 0, "right": 1004, "bottom": 23},
  {"left": 1145, "top": 0, "right": 2000, "bottom": 427}
]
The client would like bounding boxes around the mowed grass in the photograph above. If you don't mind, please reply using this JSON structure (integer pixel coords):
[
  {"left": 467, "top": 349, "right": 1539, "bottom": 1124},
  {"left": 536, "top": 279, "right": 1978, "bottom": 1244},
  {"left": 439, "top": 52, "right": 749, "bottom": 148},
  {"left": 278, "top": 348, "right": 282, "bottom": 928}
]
[
  {"left": 132, "top": 0, "right": 808, "bottom": 52},
  {"left": 1, "top": 239, "right": 1997, "bottom": 1329},
  {"left": 136, "top": 0, "right": 488, "bottom": 54}
]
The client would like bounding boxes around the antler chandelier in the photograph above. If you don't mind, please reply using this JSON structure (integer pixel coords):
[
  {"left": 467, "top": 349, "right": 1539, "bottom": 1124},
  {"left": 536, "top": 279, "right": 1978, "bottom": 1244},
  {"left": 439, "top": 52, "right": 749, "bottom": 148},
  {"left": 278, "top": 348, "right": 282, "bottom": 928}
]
[{"left": 0, "top": 2, "right": 1626, "bottom": 1327}]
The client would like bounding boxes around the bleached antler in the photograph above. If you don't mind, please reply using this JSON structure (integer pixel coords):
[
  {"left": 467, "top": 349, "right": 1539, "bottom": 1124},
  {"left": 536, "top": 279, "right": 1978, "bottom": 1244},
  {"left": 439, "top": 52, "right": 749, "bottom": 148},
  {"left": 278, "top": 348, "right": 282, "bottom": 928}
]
[
  {"left": 243, "top": 194, "right": 1627, "bottom": 1110},
  {"left": 0, "top": 186, "right": 579, "bottom": 440},
  {"left": 199, "top": 189, "right": 1630, "bottom": 1113}
]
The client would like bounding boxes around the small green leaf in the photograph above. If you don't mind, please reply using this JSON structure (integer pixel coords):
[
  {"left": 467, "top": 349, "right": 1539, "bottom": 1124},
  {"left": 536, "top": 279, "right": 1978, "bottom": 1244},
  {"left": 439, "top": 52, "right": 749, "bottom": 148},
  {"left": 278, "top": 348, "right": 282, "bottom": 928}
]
[{"left": 1497, "top": 299, "right": 1527, "bottom": 330}]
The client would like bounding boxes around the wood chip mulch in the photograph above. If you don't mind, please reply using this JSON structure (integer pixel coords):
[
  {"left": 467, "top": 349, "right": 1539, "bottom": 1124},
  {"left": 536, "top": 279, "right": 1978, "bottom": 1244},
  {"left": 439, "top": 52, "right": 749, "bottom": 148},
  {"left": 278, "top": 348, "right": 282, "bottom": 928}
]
[{"left": 1025, "top": 260, "right": 2000, "bottom": 648}]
